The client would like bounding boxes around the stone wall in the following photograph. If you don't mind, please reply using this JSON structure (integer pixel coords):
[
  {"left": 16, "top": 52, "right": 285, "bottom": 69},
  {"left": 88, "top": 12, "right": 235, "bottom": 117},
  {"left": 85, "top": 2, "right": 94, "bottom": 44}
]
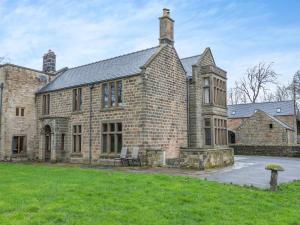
[
  {"left": 0, "top": 65, "right": 48, "bottom": 160},
  {"left": 236, "top": 110, "right": 293, "bottom": 145},
  {"left": 36, "top": 44, "right": 188, "bottom": 164},
  {"left": 180, "top": 148, "right": 234, "bottom": 170},
  {"left": 231, "top": 144, "right": 300, "bottom": 157},
  {"left": 142, "top": 44, "right": 188, "bottom": 159}
]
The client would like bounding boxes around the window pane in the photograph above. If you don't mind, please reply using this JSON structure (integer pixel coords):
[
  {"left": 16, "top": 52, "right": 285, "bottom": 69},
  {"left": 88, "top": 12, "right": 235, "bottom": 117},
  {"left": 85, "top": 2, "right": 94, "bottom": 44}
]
[
  {"left": 204, "top": 118, "right": 210, "bottom": 127},
  {"left": 16, "top": 108, "right": 19, "bottom": 116},
  {"left": 12, "top": 137, "right": 18, "bottom": 154},
  {"left": 78, "top": 125, "right": 82, "bottom": 134},
  {"left": 79, "top": 88, "right": 82, "bottom": 111},
  {"left": 73, "top": 125, "right": 77, "bottom": 133},
  {"left": 73, "top": 135, "right": 76, "bottom": 152},
  {"left": 78, "top": 135, "right": 81, "bottom": 152},
  {"left": 103, "top": 123, "right": 108, "bottom": 132},
  {"left": 204, "top": 78, "right": 209, "bottom": 86},
  {"left": 110, "top": 134, "right": 115, "bottom": 153},
  {"left": 204, "top": 88, "right": 210, "bottom": 104},
  {"left": 117, "top": 81, "right": 123, "bottom": 106},
  {"left": 111, "top": 82, "right": 115, "bottom": 107},
  {"left": 103, "top": 83, "right": 109, "bottom": 108},
  {"left": 117, "top": 134, "right": 122, "bottom": 153},
  {"left": 102, "top": 134, "right": 107, "bottom": 153},
  {"left": 117, "top": 123, "right": 122, "bottom": 132},
  {"left": 110, "top": 123, "right": 115, "bottom": 132},
  {"left": 21, "top": 108, "right": 25, "bottom": 117},
  {"left": 205, "top": 128, "right": 211, "bottom": 145}
]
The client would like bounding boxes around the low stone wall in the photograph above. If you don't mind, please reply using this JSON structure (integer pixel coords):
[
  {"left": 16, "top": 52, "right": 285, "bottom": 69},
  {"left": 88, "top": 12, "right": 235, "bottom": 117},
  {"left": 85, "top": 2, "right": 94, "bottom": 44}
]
[
  {"left": 231, "top": 145, "right": 300, "bottom": 157},
  {"left": 180, "top": 148, "right": 234, "bottom": 170},
  {"left": 146, "top": 149, "right": 165, "bottom": 166}
]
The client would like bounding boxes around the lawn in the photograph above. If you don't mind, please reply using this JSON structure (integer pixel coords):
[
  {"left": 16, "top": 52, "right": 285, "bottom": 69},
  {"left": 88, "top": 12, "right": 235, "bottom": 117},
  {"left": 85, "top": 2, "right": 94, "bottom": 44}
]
[{"left": 0, "top": 163, "right": 299, "bottom": 225}]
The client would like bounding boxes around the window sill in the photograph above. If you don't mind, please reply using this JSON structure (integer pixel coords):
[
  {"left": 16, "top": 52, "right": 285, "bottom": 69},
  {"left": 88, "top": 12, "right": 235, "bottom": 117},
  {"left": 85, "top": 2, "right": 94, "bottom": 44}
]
[
  {"left": 100, "top": 153, "right": 121, "bottom": 158},
  {"left": 11, "top": 153, "right": 27, "bottom": 157},
  {"left": 70, "top": 152, "right": 83, "bottom": 157},
  {"left": 100, "top": 106, "right": 124, "bottom": 112}
]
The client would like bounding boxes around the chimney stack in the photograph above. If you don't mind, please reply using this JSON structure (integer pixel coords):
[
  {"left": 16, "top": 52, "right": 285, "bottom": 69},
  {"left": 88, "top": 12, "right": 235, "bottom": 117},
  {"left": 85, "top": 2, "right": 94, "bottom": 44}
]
[
  {"left": 43, "top": 50, "right": 56, "bottom": 73},
  {"left": 159, "top": 8, "right": 174, "bottom": 45}
]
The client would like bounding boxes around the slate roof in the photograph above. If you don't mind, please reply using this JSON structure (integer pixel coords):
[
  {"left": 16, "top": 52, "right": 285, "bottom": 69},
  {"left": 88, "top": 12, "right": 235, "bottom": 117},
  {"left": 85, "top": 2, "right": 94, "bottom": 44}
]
[
  {"left": 38, "top": 46, "right": 160, "bottom": 93},
  {"left": 228, "top": 100, "right": 295, "bottom": 118},
  {"left": 263, "top": 112, "right": 294, "bottom": 130},
  {"left": 180, "top": 55, "right": 202, "bottom": 77}
]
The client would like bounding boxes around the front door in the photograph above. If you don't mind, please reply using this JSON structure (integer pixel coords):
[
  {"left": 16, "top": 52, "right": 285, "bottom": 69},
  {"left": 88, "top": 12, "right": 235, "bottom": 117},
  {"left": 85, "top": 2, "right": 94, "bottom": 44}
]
[{"left": 44, "top": 125, "right": 52, "bottom": 162}]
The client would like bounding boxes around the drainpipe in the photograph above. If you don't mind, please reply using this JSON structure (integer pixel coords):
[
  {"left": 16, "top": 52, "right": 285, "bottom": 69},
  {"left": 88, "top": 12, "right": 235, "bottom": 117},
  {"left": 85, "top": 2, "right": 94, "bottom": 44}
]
[
  {"left": 186, "top": 77, "right": 190, "bottom": 147},
  {"left": 89, "top": 84, "right": 94, "bottom": 164},
  {"left": 0, "top": 83, "right": 3, "bottom": 150}
]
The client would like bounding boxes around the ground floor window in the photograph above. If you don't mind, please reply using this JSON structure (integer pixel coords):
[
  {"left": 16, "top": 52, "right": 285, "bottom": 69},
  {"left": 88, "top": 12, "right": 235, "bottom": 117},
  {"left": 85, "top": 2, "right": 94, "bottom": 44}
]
[
  {"left": 73, "top": 125, "right": 82, "bottom": 153},
  {"left": 102, "top": 122, "right": 122, "bottom": 154},
  {"left": 214, "top": 118, "right": 227, "bottom": 145},
  {"left": 204, "top": 118, "right": 212, "bottom": 145},
  {"left": 12, "top": 136, "right": 26, "bottom": 154}
]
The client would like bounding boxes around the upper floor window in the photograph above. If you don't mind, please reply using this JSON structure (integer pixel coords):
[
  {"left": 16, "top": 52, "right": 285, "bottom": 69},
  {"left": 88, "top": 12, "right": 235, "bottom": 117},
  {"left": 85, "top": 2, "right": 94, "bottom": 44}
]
[
  {"left": 42, "top": 94, "right": 50, "bottom": 115},
  {"left": 73, "top": 88, "right": 82, "bottom": 112},
  {"left": 102, "top": 80, "right": 123, "bottom": 108},
  {"left": 203, "top": 78, "right": 210, "bottom": 104},
  {"left": 16, "top": 107, "right": 25, "bottom": 117},
  {"left": 213, "top": 77, "right": 226, "bottom": 107}
]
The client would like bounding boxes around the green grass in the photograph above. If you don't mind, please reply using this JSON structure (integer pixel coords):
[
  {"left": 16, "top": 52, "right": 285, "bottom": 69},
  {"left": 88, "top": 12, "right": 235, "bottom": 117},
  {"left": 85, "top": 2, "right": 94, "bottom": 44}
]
[{"left": 0, "top": 163, "right": 299, "bottom": 225}]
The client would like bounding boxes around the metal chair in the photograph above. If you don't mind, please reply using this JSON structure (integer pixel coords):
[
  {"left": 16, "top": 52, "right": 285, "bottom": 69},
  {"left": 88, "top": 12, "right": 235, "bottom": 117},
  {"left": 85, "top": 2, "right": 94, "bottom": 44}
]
[
  {"left": 128, "top": 147, "right": 141, "bottom": 166},
  {"left": 114, "top": 147, "right": 128, "bottom": 166}
]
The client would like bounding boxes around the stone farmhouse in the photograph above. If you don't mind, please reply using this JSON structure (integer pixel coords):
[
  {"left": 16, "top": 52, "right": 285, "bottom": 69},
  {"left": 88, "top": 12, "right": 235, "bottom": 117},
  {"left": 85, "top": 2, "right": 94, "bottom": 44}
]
[
  {"left": 0, "top": 9, "right": 233, "bottom": 169},
  {"left": 228, "top": 100, "right": 300, "bottom": 145}
]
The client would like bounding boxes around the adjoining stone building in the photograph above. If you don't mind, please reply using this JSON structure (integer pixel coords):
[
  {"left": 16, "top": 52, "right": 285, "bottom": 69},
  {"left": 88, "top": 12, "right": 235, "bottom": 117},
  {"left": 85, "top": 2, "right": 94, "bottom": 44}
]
[
  {"left": 228, "top": 101, "right": 300, "bottom": 145},
  {"left": 0, "top": 9, "right": 233, "bottom": 169}
]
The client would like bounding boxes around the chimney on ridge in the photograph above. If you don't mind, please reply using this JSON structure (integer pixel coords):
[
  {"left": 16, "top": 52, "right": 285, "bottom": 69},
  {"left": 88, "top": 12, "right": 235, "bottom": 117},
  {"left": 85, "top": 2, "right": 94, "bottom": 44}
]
[
  {"left": 159, "top": 8, "right": 174, "bottom": 45},
  {"left": 43, "top": 50, "right": 56, "bottom": 73}
]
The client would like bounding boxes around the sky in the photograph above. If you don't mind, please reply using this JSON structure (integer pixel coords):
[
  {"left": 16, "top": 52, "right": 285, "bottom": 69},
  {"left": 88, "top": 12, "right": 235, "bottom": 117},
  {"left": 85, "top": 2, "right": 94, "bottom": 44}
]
[{"left": 0, "top": 0, "right": 300, "bottom": 88}]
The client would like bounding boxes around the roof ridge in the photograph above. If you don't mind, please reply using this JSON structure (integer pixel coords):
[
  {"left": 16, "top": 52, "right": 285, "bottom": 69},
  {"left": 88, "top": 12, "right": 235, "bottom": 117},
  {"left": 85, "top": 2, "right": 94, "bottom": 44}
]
[
  {"left": 228, "top": 100, "right": 294, "bottom": 107},
  {"left": 67, "top": 46, "right": 159, "bottom": 71},
  {"left": 180, "top": 54, "right": 202, "bottom": 60}
]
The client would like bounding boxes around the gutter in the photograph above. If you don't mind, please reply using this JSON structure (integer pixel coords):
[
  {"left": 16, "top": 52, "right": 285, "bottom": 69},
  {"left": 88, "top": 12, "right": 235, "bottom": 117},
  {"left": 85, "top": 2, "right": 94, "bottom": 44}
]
[
  {"left": 0, "top": 83, "right": 3, "bottom": 150},
  {"left": 89, "top": 84, "right": 94, "bottom": 164},
  {"left": 187, "top": 77, "right": 190, "bottom": 147}
]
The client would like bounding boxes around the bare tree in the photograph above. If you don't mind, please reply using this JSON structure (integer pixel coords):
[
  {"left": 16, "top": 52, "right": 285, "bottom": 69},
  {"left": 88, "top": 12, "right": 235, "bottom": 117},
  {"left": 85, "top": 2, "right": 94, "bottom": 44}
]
[
  {"left": 263, "top": 85, "right": 293, "bottom": 102},
  {"left": 228, "top": 84, "right": 247, "bottom": 105},
  {"left": 235, "top": 62, "right": 278, "bottom": 103}
]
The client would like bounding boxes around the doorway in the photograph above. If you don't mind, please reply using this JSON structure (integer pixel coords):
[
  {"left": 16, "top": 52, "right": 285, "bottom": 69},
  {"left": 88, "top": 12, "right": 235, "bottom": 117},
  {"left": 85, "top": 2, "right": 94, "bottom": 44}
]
[{"left": 44, "top": 125, "right": 51, "bottom": 161}]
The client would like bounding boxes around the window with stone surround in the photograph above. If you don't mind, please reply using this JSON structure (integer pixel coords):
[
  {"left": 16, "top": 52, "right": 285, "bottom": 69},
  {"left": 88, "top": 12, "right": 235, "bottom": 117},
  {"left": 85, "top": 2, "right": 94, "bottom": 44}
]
[
  {"left": 203, "top": 78, "right": 210, "bottom": 104},
  {"left": 12, "top": 136, "right": 26, "bottom": 154},
  {"left": 102, "top": 80, "right": 123, "bottom": 109},
  {"left": 204, "top": 117, "right": 212, "bottom": 146},
  {"left": 73, "top": 88, "right": 82, "bottom": 112},
  {"left": 16, "top": 107, "right": 25, "bottom": 117},
  {"left": 42, "top": 94, "right": 50, "bottom": 115},
  {"left": 214, "top": 118, "right": 227, "bottom": 145},
  {"left": 72, "top": 125, "right": 82, "bottom": 153},
  {"left": 102, "top": 122, "right": 122, "bottom": 154},
  {"left": 213, "top": 77, "right": 226, "bottom": 107},
  {"left": 61, "top": 134, "right": 65, "bottom": 151}
]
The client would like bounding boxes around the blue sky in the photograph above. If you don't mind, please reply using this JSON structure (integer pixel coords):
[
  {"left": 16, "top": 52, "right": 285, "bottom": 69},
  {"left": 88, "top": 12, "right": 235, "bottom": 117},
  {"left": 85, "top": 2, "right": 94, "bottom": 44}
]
[{"left": 0, "top": 0, "right": 299, "bottom": 88}]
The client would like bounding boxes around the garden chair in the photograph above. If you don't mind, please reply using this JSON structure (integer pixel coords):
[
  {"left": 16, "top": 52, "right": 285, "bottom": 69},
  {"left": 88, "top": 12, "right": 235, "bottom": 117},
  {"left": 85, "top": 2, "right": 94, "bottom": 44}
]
[
  {"left": 128, "top": 147, "right": 141, "bottom": 166},
  {"left": 114, "top": 147, "right": 128, "bottom": 166}
]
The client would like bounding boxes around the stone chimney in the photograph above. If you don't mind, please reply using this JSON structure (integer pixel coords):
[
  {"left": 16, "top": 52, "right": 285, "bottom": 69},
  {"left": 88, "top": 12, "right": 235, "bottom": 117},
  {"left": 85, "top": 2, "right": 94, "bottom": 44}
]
[
  {"left": 159, "top": 8, "right": 174, "bottom": 45},
  {"left": 43, "top": 50, "right": 56, "bottom": 73}
]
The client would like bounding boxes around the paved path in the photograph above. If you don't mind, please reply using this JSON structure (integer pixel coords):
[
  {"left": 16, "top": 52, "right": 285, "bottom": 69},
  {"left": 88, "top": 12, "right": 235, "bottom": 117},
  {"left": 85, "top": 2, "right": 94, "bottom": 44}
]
[
  {"left": 110, "top": 155, "right": 300, "bottom": 188},
  {"left": 204, "top": 155, "right": 300, "bottom": 188}
]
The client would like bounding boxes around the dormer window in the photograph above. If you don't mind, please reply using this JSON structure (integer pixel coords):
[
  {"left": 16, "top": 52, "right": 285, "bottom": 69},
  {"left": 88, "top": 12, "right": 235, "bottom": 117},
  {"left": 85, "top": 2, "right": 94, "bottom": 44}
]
[
  {"left": 276, "top": 108, "right": 281, "bottom": 113},
  {"left": 231, "top": 111, "right": 236, "bottom": 115},
  {"left": 254, "top": 109, "right": 258, "bottom": 113}
]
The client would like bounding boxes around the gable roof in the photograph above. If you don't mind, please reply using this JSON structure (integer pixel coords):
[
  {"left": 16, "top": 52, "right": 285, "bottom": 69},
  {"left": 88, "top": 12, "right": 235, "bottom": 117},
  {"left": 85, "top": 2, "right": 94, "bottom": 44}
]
[
  {"left": 180, "top": 55, "right": 202, "bottom": 77},
  {"left": 263, "top": 111, "right": 294, "bottom": 130},
  {"left": 38, "top": 46, "right": 161, "bottom": 93},
  {"left": 228, "top": 100, "right": 295, "bottom": 118}
]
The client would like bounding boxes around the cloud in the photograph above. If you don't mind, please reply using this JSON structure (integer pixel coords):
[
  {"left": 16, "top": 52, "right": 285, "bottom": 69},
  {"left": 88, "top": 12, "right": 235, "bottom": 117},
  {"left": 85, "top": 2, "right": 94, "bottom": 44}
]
[{"left": 0, "top": 0, "right": 299, "bottom": 92}]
